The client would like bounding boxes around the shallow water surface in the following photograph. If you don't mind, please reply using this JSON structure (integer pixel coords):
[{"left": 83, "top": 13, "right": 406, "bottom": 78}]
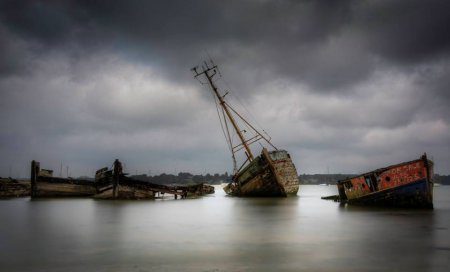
[{"left": 1, "top": 185, "right": 449, "bottom": 271}]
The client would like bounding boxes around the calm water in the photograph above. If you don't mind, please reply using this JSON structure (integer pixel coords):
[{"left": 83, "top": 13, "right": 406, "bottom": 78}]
[{"left": 1, "top": 185, "right": 449, "bottom": 272}]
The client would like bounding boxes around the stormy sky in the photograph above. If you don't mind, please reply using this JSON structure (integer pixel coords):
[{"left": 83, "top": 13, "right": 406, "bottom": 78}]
[{"left": 1, "top": 0, "right": 449, "bottom": 178}]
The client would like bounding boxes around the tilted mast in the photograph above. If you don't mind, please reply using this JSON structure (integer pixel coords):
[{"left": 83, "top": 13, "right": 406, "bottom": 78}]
[
  {"left": 193, "top": 60, "right": 300, "bottom": 197},
  {"left": 192, "top": 61, "right": 254, "bottom": 161},
  {"left": 192, "top": 60, "right": 278, "bottom": 175}
]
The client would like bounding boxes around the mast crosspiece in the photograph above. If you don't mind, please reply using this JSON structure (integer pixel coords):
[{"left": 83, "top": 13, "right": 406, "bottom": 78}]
[{"left": 192, "top": 60, "right": 275, "bottom": 172}]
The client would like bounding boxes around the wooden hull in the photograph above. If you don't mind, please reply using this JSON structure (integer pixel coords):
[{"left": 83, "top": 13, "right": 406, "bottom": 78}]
[
  {"left": 337, "top": 154, "right": 433, "bottom": 208},
  {"left": 224, "top": 149, "right": 300, "bottom": 197},
  {"left": 29, "top": 160, "right": 214, "bottom": 200},
  {"left": 0, "top": 179, "right": 30, "bottom": 198},
  {"left": 93, "top": 184, "right": 155, "bottom": 199},
  {"left": 30, "top": 160, "right": 96, "bottom": 198},
  {"left": 95, "top": 168, "right": 214, "bottom": 200},
  {"left": 32, "top": 177, "right": 97, "bottom": 198}
]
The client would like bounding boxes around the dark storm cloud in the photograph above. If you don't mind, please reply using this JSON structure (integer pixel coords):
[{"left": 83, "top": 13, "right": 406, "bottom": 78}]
[
  {"left": 1, "top": 0, "right": 353, "bottom": 85},
  {"left": 2, "top": 0, "right": 449, "bottom": 91},
  {"left": 351, "top": 1, "right": 450, "bottom": 65},
  {"left": 0, "top": 1, "right": 74, "bottom": 43},
  {"left": 1, "top": 0, "right": 450, "bottom": 176}
]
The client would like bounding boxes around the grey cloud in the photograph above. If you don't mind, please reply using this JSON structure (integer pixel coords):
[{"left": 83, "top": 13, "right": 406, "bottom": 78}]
[
  {"left": 3, "top": 1, "right": 449, "bottom": 92},
  {"left": 1, "top": 1, "right": 450, "bottom": 176},
  {"left": 351, "top": 0, "right": 450, "bottom": 65},
  {"left": 1, "top": 1, "right": 354, "bottom": 86}
]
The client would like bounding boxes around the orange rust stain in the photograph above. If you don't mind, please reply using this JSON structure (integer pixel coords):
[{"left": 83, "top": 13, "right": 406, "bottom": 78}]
[
  {"left": 345, "top": 176, "right": 371, "bottom": 199},
  {"left": 378, "top": 161, "right": 426, "bottom": 190},
  {"left": 344, "top": 159, "right": 428, "bottom": 199}
]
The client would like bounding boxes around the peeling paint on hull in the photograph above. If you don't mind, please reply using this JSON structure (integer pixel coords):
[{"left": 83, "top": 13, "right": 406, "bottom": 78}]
[
  {"left": 224, "top": 149, "right": 300, "bottom": 197},
  {"left": 347, "top": 179, "right": 433, "bottom": 208},
  {"left": 337, "top": 154, "right": 433, "bottom": 208}
]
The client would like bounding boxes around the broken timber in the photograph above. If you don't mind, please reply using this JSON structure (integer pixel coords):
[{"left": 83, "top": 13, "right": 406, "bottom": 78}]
[
  {"left": 0, "top": 178, "right": 30, "bottom": 198},
  {"left": 94, "top": 160, "right": 214, "bottom": 199},
  {"left": 30, "top": 160, "right": 214, "bottom": 199}
]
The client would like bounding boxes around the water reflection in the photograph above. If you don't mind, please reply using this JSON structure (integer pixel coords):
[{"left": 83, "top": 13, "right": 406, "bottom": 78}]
[{"left": 0, "top": 185, "right": 449, "bottom": 271}]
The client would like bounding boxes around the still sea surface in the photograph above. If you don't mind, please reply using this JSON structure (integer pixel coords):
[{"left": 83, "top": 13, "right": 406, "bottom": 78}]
[{"left": 1, "top": 185, "right": 449, "bottom": 272}]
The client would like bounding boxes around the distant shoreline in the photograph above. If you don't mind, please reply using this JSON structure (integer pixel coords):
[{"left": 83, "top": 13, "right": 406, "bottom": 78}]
[{"left": 2, "top": 173, "right": 450, "bottom": 186}]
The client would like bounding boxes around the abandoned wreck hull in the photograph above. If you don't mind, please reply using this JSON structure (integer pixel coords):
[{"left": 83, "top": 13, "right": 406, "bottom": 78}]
[
  {"left": 346, "top": 178, "right": 433, "bottom": 208},
  {"left": 32, "top": 180, "right": 97, "bottom": 197},
  {"left": 95, "top": 167, "right": 214, "bottom": 199},
  {"left": 337, "top": 154, "right": 433, "bottom": 208},
  {"left": 95, "top": 175, "right": 162, "bottom": 199},
  {"left": 30, "top": 161, "right": 96, "bottom": 198},
  {"left": 0, "top": 178, "right": 30, "bottom": 198},
  {"left": 224, "top": 149, "right": 300, "bottom": 197},
  {"left": 94, "top": 184, "right": 156, "bottom": 199}
]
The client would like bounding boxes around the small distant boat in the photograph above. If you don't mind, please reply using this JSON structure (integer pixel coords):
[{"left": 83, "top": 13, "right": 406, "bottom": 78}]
[
  {"left": 336, "top": 154, "right": 434, "bottom": 208},
  {"left": 192, "top": 60, "right": 300, "bottom": 197},
  {"left": 319, "top": 183, "right": 329, "bottom": 186}
]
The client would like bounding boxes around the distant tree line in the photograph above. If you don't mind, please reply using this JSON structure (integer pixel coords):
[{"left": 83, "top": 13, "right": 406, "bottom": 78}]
[
  {"left": 129, "top": 172, "right": 354, "bottom": 185},
  {"left": 299, "top": 174, "right": 355, "bottom": 185},
  {"left": 434, "top": 174, "right": 450, "bottom": 185},
  {"left": 128, "top": 173, "right": 450, "bottom": 186},
  {"left": 130, "top": 172, "right": 230, "bottom": 185}
]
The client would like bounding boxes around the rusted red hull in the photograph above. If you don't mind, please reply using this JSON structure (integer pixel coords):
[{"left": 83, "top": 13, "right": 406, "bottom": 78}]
[{"left": 337, "top": 154, "right": 434, "bottom": 208}]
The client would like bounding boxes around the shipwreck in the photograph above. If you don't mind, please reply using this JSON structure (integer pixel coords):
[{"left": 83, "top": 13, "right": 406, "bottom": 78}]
[
  {"left": 30, "top": 160, "right": 214, "bottom": 199},
  {"left": 334, "top": 154, "right": 434, "bottom": 208},
  {"left": 192, "top": 60, "right": 300, "bottom": 197},
  {"left": 31, "top": 160, "right": 96, "bottom": 197},
  {"left": 94, "top": 159, "right": 214, "bottom": 199},
  {"left": 0, "top": 178, "right": 30, "bottom": 198}
]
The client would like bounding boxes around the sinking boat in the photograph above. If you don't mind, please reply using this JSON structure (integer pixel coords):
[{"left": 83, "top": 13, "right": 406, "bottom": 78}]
[
  {"left": 94, "top": 159, "right": 214, "bottom": 199},
  {"left": 30, "top": 160, "right": 214, "bottom": 199},
  {"left": 336, "top": 154, "right": 434, "bottom": 208},
  {"left": 192, "top": 60, "right": 300, "bottom": 197},
  {"left": 31, "top": 160, "right": 96, "bottom": 197},
  {"left": 0, "top": 178, "right": 30, "bottom": 198}
]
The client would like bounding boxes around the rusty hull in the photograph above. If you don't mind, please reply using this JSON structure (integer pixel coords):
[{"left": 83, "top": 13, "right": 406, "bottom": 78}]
[{"left": 337, "top": 154, "right": 434, "bottom": 208}]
